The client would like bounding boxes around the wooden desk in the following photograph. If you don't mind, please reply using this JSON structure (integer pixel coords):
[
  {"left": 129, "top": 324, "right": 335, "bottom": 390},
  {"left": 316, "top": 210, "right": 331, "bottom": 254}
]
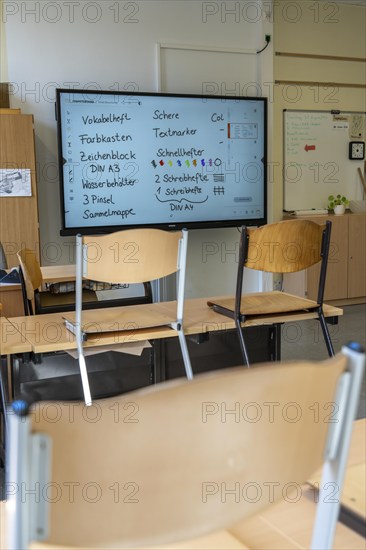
[
  {"left": 0, "top": 318, "right": 32, "bottom": 461},
  {"left": 41, "top": 264, "right": 76, "bottom": 284},
  {"left": 0, "top": 265, "right": 77, "bottom": 318},
  {"left": 0, "top": 317, "right": 32, "bottom": 357},
  {"left": 0, "top": 297, "right": 342, "bottom": 405},
  {"left": 229, "top": 419, "right": 366, "bottom": 548},
  {"left": 331, "top": 419, "right": 366, "bottom": 536},
  {"left": 5, "top": 297, "right": 343, "bottom": 356},
  {"left": 0, "top": 295, "right": 342, "bottom": 407},
  {"left": 308, "top": 418, "right": 366, "bottom": 537},
  {"left": 0, "top": 284, "right": 23, "bottom": 317}
]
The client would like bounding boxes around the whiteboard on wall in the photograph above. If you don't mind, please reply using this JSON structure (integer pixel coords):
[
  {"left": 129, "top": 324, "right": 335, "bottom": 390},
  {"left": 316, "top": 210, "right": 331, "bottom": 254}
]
[{"left": 283, "top": 110, "right": 366, "bottom": 211}]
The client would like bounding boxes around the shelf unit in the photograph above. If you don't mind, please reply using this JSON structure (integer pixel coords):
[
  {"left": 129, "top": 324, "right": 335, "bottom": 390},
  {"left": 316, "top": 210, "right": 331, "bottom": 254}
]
[
  {"left": 0, "top": 113, "right": 40, "bottom": 317},
  {"left": 283, "top": 212, "right": 366, "bottom": 305}
]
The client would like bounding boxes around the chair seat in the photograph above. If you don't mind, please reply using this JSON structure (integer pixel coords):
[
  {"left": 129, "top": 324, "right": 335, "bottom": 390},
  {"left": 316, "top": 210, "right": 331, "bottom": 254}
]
[
  {"left": 38, "top": 289, "right": 97, "bottom": 309},
  {"left": 208, "top": 291, "right": 319, "bottom": 317}
]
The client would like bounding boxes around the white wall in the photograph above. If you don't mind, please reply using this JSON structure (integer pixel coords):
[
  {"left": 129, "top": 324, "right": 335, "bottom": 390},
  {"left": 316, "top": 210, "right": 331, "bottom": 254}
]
[
  {"left": 272, "top": 1, "right": 366, "bottom": 222},
  {"left": 0, "top": 1, "right": 8, "bottom": 82},
  {"left": 3, "top": 0, "right": 273, "bottom": 297}
]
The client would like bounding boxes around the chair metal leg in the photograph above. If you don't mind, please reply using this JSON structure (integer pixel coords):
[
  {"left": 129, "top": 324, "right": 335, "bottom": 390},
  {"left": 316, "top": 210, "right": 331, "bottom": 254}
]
[
  {"left": 235, "top": 318, "right": 250, "bottom": 367},
  {"left": 318, "top": 309, "right": 335, "bottom": 357},
  {"left": 78, "top": 354, "right": 92, "bottom": 406},
  {"left": 177, "top": 329, "right": 193, "bottom": 380},
  {"left": 0, "top": 359, "right": 8, "bottom": 475}
]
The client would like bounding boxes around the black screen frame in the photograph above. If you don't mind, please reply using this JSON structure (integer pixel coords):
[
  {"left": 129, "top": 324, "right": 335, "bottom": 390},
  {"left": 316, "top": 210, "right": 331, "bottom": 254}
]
[{"left": 56, "top": 89, "right": 267, "bottom": 236}]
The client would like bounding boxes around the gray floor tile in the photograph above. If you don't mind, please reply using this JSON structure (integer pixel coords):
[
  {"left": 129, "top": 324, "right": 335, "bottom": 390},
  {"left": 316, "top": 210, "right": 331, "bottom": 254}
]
[{"left": 281, "top": 304, "right": 366, "bottom": 419}]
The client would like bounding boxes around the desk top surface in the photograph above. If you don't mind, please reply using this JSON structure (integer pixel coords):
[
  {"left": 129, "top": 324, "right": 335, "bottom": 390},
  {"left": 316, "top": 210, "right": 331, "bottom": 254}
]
[
  {"left": 0, "top": 316, "right": 32, "bottom": 355},
  {"left": 0, "top": 264, "right": 75, "bottom": 292},
  {"left": 3, "top": 296, "right": 343, "bottom": 355},
  {"left": 308, "top": 418, "right": 366, "bottom": 523},
  {"left": 41, "top": 264, "right": 76, "bottom": 283}
]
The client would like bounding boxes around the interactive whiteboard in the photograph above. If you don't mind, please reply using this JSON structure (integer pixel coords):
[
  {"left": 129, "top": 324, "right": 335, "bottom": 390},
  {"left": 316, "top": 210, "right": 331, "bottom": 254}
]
[
  {"left": 284, "top": 110, "right": 366, "bottom": 211},
  {"left": 56, "top": 90, "right": 267, "bottom": 235}
]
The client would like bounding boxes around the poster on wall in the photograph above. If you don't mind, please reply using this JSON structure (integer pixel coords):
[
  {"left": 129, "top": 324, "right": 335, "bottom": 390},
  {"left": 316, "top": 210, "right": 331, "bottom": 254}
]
[{"left": 0, "top": 169, "right": 32, "bottom": 197}]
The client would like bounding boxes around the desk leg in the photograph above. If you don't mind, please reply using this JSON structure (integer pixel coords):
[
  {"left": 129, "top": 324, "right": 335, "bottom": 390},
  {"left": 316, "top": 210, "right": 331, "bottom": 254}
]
[
  {"left": 6, "top": 355, "right": 13, "bottom": 401},
  {"left": 271, "top": 324, "right": 282, "bottom": 362},
  {"left": 11, "top": 357, "right": 21, "bottom": 400},
  {"left": 153, "top": 340, "right": 166, "bottom": 384},
  {"left": 0, "top": 358, "right": 9, "bottom": 423},
  {"left": 0, "top": 357, "right": 9, "bottom": 482}
]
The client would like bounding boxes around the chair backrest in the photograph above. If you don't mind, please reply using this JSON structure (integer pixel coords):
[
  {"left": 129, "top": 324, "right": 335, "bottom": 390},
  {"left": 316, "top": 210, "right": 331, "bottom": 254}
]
[
  {"left": 75, "top": 228, "right": 189, "bottom": 405},
  {"left": 80, "top": 229, "right": 183, "bottom": 284},
  {"left": 6, "top": 343, "right": 365, "bottom": 550},
  {"left": 243, "top": 219, "right": 331, "bottom": 273},
  {"left": 17, "top": 248, "right": 42, "bottom": 301}
]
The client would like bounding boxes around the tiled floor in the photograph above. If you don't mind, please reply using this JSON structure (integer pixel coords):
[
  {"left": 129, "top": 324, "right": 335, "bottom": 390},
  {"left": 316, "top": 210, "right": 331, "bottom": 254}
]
[{"left": 281, "top": 304, "right": 366, "bottom": 418}]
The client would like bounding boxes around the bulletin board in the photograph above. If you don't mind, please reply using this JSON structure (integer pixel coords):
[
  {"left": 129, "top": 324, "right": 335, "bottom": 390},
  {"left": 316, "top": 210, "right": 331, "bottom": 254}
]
[{"left": 283, "top": 110, "right": 366, "bottom": 211}]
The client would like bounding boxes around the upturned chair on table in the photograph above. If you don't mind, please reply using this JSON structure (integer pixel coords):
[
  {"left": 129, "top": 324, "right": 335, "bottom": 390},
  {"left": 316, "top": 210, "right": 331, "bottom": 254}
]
[
  {"left": 208, "top": 219, "right": 334, "bottom": 365},
  {"left": 5, "top": 342, "right": 365, "bottom": 549}
]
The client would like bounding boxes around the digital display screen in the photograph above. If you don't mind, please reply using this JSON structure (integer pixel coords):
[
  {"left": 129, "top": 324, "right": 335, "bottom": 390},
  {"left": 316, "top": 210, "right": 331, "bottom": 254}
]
[{"left": 56, "top": 89, "right": 267, "bottom": 235}]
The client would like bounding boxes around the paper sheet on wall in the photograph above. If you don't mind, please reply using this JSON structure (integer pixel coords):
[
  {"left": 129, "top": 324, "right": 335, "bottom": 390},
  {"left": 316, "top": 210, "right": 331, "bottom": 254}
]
[{"left": 0, "top": 169, "right": 32, "bottom": 197}]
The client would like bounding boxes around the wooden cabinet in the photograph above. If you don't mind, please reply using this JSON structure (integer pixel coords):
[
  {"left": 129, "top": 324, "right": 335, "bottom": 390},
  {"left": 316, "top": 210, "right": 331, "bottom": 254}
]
[
  {"left": 284, "top": 213, "right": 366, "bottom": 305},
  {"left": 0, "top": 113, "right": 40, "bottom": 317},
  {"left": 0, "top": 285, "right": 24, "bottom": 317},
  {"left": 348, "top": 214, "right": 366, "bottom": 299}
]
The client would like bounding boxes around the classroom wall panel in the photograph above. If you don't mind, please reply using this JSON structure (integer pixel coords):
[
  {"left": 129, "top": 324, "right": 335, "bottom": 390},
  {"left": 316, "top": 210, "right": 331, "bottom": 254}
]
[
  {"left": 274, "top": 2, "right": 366, "bottom": 59},
  {"left": 273, "top": 2, "right": 366, "bottom": 222},
  {"left": 4, "top": 0, "right": 272, "bottom": 297}
]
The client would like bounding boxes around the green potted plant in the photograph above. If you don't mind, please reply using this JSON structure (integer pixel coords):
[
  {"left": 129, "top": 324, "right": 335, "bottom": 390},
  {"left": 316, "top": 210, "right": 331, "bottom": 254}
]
[{"left": 327, "top": 194, "right": 349, "bottom": 215}]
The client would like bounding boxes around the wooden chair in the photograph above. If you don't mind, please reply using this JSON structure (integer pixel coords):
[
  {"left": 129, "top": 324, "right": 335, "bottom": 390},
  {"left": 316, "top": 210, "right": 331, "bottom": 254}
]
[
  {"left": 5, "top": 342, "right": 365, "bottom": 550},
  {"left": 15, "top": 249, "right": 156, "bottom": 404},
  {"left": 72, "top": 228, "right": 193, "bottom": 405},
  {"left": 208, "top": 219, "right": 334, "bottom": 365},
  {"left": 17, "top": 248, "right": 97, "bottom": 316},
  {"left": 17, "top": 248, "right": 152, "bottom": 316}
]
